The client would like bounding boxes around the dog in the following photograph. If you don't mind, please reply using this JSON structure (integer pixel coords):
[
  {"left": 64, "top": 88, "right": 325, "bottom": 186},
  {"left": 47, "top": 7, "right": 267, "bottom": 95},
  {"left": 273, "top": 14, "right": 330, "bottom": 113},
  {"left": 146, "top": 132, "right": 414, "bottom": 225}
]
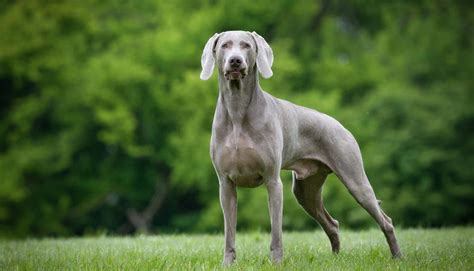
[{"left": 200, "top": 30, "right": 402, "bottom": 265}]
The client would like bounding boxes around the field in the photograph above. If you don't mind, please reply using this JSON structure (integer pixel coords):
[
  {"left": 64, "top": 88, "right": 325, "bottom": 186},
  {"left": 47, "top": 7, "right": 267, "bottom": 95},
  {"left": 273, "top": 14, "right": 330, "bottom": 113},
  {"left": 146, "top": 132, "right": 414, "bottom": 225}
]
[{"left": 0, "top": 227, "right": 472, "bottom": 270}]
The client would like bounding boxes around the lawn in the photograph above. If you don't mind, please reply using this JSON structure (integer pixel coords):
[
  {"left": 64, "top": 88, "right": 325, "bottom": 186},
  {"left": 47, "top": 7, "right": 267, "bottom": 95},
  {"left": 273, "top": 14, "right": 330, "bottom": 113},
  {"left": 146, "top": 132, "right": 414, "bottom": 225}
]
[{"left": 0, "top": 227, "right": 472, "bottom": 270}]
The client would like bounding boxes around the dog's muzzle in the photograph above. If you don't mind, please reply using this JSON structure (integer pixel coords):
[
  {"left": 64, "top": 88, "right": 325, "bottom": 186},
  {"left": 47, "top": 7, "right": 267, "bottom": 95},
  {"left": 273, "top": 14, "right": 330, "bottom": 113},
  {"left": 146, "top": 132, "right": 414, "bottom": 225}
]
[
  {"left": 225, "top": 56, "right": 247, "bottom": 80},
  {"left": 225, "top": 68, "right": 247, "bottom": 80}
]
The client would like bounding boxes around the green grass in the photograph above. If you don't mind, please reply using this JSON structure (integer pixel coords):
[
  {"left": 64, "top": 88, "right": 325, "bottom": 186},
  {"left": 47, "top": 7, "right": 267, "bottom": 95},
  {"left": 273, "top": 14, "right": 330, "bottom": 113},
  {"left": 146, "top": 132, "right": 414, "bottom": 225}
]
[{"left": 0, "top": 228, "right": 472, "bottom": 270}]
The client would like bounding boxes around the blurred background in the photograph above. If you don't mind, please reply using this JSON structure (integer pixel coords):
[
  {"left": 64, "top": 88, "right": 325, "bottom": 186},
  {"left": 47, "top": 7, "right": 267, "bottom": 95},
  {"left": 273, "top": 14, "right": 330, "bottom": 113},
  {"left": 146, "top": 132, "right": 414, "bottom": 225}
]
[{"left": 0, "top": 0, "right": 472, "bottom": 238}]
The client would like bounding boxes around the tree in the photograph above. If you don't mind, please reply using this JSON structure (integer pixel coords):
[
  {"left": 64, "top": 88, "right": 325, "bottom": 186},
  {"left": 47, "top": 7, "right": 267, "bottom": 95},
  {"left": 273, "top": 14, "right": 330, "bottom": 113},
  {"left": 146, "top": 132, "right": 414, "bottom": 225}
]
[{"left": 0, "top": 0, "right": 472, "bottom": 237}]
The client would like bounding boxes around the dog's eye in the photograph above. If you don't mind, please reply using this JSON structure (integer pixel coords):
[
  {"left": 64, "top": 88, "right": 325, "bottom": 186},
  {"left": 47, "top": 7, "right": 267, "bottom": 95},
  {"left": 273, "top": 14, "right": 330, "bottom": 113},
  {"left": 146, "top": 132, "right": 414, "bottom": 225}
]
[
  {"left": 221, "top": 43, "right": 230, "bottom": 49},
  {"left": 241, "top": 42, "right": 251, "bottom": 49}
]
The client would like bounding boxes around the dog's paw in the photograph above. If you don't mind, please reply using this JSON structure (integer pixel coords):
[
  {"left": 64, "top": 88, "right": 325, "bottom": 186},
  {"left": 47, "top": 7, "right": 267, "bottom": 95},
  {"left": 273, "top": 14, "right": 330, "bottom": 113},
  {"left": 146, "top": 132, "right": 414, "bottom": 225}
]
[
  {"left": 392, "top": 251, "right": 403, "bottom": 259},
  {"left": 270, "top": 249, "right": 283, "bottom": 264},
  {"left": 222, "top": 252, "right": 236, "bottom": 266}
]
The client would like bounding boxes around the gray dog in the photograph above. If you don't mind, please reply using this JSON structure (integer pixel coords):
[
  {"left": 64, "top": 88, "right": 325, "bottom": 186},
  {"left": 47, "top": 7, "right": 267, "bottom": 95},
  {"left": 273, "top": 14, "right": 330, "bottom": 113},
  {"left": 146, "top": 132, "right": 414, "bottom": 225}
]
[{"left": 200, "top": 30, "right": 402, "bottom": 265}]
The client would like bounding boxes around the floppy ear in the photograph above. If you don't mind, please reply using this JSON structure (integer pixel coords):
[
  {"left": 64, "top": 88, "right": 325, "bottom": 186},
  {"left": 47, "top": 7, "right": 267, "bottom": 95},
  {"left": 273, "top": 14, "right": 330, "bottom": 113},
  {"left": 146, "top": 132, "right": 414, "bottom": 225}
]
[
  {"left": 251, "top": 31, "right": 273, "bottom": 79},
  {"left": 200, "top": 33, "right": 220, "bottom": 80}
]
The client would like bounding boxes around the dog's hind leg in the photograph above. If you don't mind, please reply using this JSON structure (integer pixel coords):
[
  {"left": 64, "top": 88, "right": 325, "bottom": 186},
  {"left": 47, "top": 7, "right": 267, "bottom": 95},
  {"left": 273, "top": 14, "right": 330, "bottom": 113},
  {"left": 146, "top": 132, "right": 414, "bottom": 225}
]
[
  {"left": 292, "top": 167, "right": 340, "bottom": 253},
  {"left": 337, "top": 169, "right": 402, "bottom": 258}
]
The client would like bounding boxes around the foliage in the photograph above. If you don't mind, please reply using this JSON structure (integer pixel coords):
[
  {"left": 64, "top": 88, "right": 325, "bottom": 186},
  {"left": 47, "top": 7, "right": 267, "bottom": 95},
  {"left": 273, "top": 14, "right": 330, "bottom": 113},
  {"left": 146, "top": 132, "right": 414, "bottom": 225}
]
[{"left": 0, "top": 0, "right": 472, "bottom": 236}]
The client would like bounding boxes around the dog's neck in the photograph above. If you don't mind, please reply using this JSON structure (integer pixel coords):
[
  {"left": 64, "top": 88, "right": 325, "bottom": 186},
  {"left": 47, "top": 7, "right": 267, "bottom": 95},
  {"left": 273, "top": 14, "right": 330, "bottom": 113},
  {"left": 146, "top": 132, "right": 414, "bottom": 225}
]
[{"left": 217, "top": 67, "right": 261, "bottom": 131}]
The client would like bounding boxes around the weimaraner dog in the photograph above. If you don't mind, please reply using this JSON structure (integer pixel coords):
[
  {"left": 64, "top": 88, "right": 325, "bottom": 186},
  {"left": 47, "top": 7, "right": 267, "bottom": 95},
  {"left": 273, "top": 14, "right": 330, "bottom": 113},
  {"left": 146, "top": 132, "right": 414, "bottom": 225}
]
[{"left": 200, "top": 30, "right": 402, "bottom": 265}]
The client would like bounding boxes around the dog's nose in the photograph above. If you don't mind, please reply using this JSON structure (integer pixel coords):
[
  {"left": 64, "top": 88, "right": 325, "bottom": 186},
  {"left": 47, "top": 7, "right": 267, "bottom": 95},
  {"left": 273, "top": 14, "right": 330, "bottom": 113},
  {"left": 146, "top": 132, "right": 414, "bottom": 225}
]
[{"left": 229, "top": 56, "right": 243, "bottom": 68}]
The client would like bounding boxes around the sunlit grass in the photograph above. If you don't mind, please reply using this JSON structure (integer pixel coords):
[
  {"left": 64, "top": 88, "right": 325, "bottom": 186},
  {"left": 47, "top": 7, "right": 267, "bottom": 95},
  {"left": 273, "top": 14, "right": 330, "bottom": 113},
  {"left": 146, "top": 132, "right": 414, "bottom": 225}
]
[{"left": 0, "top": 228, "right": 472, "bottom": 270}]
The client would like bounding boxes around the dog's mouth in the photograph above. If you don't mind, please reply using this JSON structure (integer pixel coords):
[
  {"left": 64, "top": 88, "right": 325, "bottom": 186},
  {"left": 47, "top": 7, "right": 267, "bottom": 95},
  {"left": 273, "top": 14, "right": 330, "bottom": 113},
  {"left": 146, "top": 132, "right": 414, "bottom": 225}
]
[{"left": 225, "top": 68, "right": 246, "bottom": 80}]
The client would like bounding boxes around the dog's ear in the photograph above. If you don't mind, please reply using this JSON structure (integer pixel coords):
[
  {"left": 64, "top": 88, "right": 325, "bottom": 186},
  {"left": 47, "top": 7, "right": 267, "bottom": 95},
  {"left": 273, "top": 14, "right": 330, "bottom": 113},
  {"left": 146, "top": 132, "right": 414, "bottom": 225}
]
[
  {"left": 200, "top": 33, "right": 220, "bottom": 80},
  {"left": 251, "top": 31, "right": 273, "bottom": 79}
]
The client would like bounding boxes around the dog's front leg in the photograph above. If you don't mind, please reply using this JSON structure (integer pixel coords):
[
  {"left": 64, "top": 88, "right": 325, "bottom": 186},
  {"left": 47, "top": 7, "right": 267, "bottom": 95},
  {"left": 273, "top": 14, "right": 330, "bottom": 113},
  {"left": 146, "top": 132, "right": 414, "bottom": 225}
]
[
  {"left": 266, "top": 178, "right": 283, "bottom": 263},
  {"left": 219, "top": 177, "right": 237, "bottom": 266}
]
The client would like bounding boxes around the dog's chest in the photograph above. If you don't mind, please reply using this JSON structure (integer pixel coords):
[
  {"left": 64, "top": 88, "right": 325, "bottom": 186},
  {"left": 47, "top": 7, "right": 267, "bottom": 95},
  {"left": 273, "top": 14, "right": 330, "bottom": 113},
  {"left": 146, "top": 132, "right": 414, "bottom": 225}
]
[{"left": 214, "top": 130, "right": 269, "bottom": 187}]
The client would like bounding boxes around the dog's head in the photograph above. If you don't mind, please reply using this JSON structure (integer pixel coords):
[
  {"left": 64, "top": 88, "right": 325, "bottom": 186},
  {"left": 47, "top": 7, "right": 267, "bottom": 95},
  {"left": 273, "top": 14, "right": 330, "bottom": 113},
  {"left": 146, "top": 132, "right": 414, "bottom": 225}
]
[{"left": 200, "top": 31, "right": 273, "bottom": 81}]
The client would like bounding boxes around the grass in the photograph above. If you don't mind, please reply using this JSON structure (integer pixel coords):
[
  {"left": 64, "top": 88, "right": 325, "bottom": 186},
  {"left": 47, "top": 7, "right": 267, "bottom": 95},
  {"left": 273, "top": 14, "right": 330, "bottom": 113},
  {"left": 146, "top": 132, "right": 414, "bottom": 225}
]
[{"left": 0, "top": 227, "right": 473, "bottom": 270}]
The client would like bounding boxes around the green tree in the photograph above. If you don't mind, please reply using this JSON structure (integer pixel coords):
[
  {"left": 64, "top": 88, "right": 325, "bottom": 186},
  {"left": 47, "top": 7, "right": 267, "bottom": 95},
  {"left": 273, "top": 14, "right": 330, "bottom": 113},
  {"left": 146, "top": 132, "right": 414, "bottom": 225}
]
[{"left": 0, "top": 0, "right": 472, "bottom": 237}]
